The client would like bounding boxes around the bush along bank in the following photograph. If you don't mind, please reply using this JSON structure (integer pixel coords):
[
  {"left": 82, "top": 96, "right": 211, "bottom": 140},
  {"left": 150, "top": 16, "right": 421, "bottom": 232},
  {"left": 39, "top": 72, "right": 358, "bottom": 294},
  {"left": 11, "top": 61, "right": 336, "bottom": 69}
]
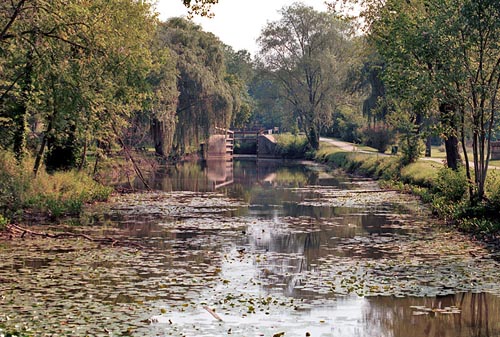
[
  {"left": 274, "top": 134, "right": 313, "bottom": 159},
  {"left": 314, "top": 144, "right": 500, "bottom": 238},
  {"left": 0, "top": 151, "right": 112, "bottom": 224}
]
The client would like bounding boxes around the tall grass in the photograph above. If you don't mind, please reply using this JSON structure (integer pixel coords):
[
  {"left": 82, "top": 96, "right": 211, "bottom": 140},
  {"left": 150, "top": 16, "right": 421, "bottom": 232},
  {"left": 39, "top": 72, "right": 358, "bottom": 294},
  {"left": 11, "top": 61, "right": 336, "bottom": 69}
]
[
  {"left": 0, "top": 151, "right": 112, "bottom": 220},
  {"left": 274, "top": 134, "right": 310, "bottom": 159}
]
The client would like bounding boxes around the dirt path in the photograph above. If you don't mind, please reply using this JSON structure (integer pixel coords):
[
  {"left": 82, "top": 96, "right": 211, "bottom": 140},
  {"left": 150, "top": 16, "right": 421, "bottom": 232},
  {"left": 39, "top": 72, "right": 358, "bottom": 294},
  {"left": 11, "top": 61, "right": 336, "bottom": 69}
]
[
  {"left": 319, "top": 137, "right": 387, "bottom": 155},
  {"left": 320, "top": 137, "right": 498, "bottom": 169}
]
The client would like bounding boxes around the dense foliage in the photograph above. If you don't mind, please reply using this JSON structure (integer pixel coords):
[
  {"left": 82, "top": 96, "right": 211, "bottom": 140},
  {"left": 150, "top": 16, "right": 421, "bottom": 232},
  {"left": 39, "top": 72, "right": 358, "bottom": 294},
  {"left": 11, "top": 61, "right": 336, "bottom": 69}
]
[
  {"left": 1, "top": 1, "right": 250, "bottom": 164},
  {"left": 364, "top": 0, "right": 500, "bottom": 203},
  {"left": 0, "top": 0, "right": 250, "bottom": 218},
  {"left": 1, "top": 0, "right": 500, "bottom": 231},
  {"left": 257, "top": 4, "right": 355, "bottom": 150}
]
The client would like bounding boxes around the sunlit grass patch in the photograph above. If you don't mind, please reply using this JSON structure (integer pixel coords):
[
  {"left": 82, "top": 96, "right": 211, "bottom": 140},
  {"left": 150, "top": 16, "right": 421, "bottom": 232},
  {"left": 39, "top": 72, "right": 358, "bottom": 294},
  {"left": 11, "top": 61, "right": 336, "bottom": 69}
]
[
  {"left": 400, "top": 161, "right": 442, "bottom": 187},
  {"left": 274, "top": 133, "right": 310, "bottom": 158},
  {"left": 315, "top": 143, "right": 343, "bottom": 161},
  {"left": 490, "top": 159, "right": 500, "bottom": 167}
]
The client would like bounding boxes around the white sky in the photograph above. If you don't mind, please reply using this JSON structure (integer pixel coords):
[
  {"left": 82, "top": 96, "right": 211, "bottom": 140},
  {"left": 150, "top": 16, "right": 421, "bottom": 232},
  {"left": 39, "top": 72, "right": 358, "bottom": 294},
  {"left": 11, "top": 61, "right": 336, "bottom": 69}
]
[{"left": 154, "top": 0, "right": 331, "bottom": 55}]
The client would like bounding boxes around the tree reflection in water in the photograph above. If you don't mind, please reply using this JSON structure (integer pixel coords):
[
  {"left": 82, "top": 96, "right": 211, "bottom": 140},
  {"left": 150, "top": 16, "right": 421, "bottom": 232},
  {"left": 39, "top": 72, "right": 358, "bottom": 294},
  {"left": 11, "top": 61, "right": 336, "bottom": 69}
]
[
  {"left": 364, "top": 292, "right": 499, "bottom": 337},
  {"left": 55, "top": 159, "right": 500, "bottom": 337}
]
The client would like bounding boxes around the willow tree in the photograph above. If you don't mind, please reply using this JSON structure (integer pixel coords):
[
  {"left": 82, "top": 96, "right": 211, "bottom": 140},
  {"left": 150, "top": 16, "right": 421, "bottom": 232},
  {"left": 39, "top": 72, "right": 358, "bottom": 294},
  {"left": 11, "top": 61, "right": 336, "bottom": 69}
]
[
  {"left": 257, "top": 4, "right": 353, "bottom": 150},
  {"left": 146, "top": 26, "right": 179, "bottom": 157},
  {"left": 162, "top": 18, "right": 236, "bottom": 156}
]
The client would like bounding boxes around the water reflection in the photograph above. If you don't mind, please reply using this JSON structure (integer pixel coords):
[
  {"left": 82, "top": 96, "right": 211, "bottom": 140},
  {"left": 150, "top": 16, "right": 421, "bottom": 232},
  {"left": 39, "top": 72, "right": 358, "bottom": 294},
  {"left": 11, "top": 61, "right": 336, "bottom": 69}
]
[
  {"left": 129, "top": 159, "right": 342, "bottom": 193},
  {"left": 2, "top": 160, "right": 500, "bottom": 337},
  {"left": 363, "top": 292, "right": 500, "bottom": 337}
]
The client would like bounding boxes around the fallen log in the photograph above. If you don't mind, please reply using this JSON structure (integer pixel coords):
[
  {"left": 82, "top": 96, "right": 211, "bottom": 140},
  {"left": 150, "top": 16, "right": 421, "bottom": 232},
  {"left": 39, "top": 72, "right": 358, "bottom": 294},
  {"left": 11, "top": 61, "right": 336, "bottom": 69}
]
[{"left": 5, "top": 223, "right": 146, "bottom": 249}]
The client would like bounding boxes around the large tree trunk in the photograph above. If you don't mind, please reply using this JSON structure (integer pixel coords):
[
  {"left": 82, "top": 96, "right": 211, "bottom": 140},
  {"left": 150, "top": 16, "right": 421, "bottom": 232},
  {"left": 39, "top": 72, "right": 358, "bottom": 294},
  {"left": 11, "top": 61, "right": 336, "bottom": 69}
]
[
  {"left": 151, "top": 118, "right": 172, "bottom": 157},
  {"left": 444, "top": 135, "right": 460, "bottom": 171},
  {"left": 13, "top": 49, "right": 33, "bottom": 160},
  {"left": 425, "top": 137, "right": 432, "bottom": 157},
  {"left": 460, "top": 109, "right": 474, "bottom": 202},
  {"left": 308, "top": 125, "right": 320, "bottom": 150},
  {"left": 439, "top": 102, "right": 461, "bottom": 170},
  {"left": 33, "top": 130, "right": 49, "bottom": 176}
]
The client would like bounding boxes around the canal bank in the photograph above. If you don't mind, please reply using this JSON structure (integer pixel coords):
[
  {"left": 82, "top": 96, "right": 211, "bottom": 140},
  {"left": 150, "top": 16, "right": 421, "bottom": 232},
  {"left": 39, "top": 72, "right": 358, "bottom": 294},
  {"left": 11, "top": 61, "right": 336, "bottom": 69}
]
[{"left": 315, "top": 138, "right": 500, "bottom": 241}]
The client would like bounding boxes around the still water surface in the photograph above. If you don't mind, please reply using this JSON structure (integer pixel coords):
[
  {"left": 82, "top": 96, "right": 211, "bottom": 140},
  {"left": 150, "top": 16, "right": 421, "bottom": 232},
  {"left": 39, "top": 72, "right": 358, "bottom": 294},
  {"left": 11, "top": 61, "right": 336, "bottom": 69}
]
[{"left": 1, "top": 159, "right": 500, "bottom": 337}]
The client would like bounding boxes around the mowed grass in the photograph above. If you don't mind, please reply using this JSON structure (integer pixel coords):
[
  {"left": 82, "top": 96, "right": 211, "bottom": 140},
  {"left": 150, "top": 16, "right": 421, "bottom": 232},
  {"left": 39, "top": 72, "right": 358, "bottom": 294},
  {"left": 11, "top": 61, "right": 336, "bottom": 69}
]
[{"left": 430, "top": 145, "right": 500, "bottom": 167}]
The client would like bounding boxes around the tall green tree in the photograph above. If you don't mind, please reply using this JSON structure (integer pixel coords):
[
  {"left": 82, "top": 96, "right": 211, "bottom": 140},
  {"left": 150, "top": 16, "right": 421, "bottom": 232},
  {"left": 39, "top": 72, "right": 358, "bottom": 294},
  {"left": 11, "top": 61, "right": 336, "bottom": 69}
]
[
  {"left": 454, "top": 0, "right": 500, "bottom": 201},
  {"left": 162, "top": 18, "right": 236, "bottom": 156},
  {"left": 369, "top": 0, "right": 456, "bottom": 165},
  {"left": 257, "top": 4, "right": 353, "bottom": 150},
  {"left": 223, "top": 47, "right": 254, "bottom": 129},
  {"left": 248, "top": 71, "right": 288, "bottom": 130},
  {"left": 1, "top": 0, "right": 158, "bottom": 172},
  {"left": 360, "top": 0, "right": 500, "bottom": 201},
  {"left": 146, "top": 27, "right": 179, "bottom": 157}
]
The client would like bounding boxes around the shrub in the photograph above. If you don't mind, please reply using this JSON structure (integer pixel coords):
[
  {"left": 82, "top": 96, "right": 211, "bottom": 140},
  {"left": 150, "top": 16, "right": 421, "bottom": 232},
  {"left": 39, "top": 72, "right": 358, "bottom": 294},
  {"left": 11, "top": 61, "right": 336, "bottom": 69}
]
[
  {"left": 361, "top": 126, "right": 395, "bottom": 153},
  {"left": 434, "top": 167, "right": 468, "bottom": 202},
  {"left": 458, "top": 217, "right": 500, "bottom": 234},
  {"left": 486, "top": 170, "right": 500, "bottom": 204},
  {"left": 0, "top": 214, "right": 8, "bottom": 229},
  {"left": 0, "top": 150, "right": 112, "bottom": 219},
  {"left": 326, "top": 110, "right": 362, "bottom": 143},
  {"left": 274, "top": 134, "right": 310, "bottom": 159},
  {"left": 399, "top": 133, "right": 425, "bottom": 165}
]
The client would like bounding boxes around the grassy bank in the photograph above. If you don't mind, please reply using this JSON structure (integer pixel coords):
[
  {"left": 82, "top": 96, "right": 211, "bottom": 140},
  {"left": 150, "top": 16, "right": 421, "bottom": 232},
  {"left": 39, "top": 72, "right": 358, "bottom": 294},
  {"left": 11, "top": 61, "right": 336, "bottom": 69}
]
[
  {"left": 274, "top": 134, "right": 311, "bottom": 159},
  {"left": 314, "top": 143, "right": 500, "bottom": 236},
  {"left": 0, "top": 151, "right": 112, "bottom": 224}
]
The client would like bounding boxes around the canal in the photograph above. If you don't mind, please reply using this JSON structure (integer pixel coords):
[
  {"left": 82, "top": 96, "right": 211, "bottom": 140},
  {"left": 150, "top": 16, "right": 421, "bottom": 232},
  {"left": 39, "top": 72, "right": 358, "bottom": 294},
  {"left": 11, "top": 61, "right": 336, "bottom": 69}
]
[{"left": 1, "top": 159, "right": 500, "bottom": 336}]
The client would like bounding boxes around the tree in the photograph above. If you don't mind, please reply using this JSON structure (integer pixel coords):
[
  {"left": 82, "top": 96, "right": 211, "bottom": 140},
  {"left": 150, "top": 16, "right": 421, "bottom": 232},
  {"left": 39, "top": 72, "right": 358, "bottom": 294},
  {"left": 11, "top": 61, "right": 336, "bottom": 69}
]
[
  {"left": 146, "top": 27, "right": 179, "bottom": 157},
  {"left": 248, "top": 71, "right": 288, "bottom": 130},
  {"left": 455, "top": 0, "right": 500, "bottom": 202},
  {"left": 370, "top": 0, "right": 460, "bottom": 170},
  {"left": 162, "top": 18, "right": 236, "bottom": 156},
  {"left": 181, "top": 0, "right": 218, "bottom": 17},
  {"left": 359, "top": 0, "right": 500, "bottom": 201},
  {"left": 223, "top": 47, "right": 254, "bottom": 129},
  {"left": 257, "top": 4, "right": 353, "bottom": 150},
  {"left": 1, "top": 0, "right": 158, "bottom": 173}
]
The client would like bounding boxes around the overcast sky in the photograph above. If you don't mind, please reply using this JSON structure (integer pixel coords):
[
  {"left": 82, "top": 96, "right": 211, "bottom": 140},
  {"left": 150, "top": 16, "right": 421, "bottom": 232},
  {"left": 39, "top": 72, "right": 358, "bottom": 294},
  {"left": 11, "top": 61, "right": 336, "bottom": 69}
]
[{"left": 154, "top": 0, "right": 330, "bottom": 55}]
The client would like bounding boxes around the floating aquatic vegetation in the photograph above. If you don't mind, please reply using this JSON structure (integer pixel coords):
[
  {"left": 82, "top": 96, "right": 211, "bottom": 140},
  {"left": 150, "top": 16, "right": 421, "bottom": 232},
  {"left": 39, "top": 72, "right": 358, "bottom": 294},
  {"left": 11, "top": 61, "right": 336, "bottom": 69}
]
[{"left": 1, "top": 162, "right": 500, "bottom": 336}]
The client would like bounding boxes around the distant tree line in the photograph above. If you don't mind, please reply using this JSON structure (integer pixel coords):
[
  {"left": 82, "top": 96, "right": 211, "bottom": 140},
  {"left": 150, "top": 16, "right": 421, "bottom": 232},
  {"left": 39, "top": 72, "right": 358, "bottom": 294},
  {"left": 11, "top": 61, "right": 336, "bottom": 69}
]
[{"left": 2, "top": 0, "right": 499, "bottom": 205}]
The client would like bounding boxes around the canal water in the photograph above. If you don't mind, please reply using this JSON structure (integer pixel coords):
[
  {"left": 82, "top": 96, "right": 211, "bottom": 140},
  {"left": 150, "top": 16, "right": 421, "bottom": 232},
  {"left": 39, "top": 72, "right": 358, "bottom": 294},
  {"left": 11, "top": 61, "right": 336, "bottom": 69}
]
[{"left": 1, "top": 159, "right": 500, "bottom": 337}]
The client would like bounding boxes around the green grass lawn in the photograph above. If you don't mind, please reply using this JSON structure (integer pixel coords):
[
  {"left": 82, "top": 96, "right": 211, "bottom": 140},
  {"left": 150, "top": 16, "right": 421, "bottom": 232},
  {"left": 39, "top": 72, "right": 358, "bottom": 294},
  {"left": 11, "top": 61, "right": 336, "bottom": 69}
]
[
  {"left": 430, "top": 145, "right": 447, "bottom": 158},
  {"left": 430, "top": 145, "right": 499, "bottom": 167},
  {"left": 321, "top": 138, "right": 500, "bottom": 167},
  {"left": 356, "top": 144, "right": 382, "bottom": 153}
]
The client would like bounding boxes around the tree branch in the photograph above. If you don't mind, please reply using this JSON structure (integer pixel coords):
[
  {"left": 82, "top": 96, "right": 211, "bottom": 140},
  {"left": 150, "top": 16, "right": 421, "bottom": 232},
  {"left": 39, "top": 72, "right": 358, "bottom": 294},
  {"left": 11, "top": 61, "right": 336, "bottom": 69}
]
[{"left": 0, "top": 0, "right": 27, "bottom": 41}]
